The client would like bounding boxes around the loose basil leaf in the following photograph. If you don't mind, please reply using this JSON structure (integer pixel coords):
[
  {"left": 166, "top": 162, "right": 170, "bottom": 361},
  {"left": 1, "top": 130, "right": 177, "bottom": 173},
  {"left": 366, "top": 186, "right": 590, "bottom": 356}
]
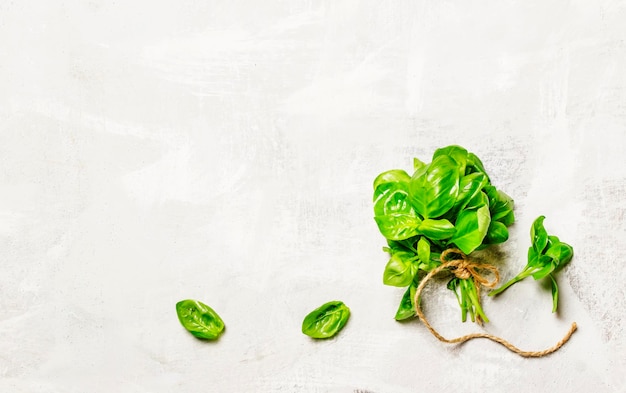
[
  {"left": 418, "top": 218, "right": 455, "bottom": 240},
  {"left": 176, "top": 299, "right": 225, "bottom": 340},
  {"left": 409, "top": 155, "right": 460, "bottom": 219},
  {"left": 449, "top": 205, "right": 491, "bottom": 254},
  {"left": 302, "top": 301, "right": 350, "bottom": 339},
  {"left": 433, "top": 145, "right": 468, "bottom": 175},
  {"left": 383, "top": 251, "right": 418, "bottom": 287},
  {"left": 485, "top": 220, "right": 509, "bottom": 244},
  {"left": 531, "top": 215, "right": 549, "bottom": 253},
  {"left": 374, "top": 213, "right": 422, "bottom": 241},
  {"left": 395, "top": 281, "right": 418, "bottom": 321}
]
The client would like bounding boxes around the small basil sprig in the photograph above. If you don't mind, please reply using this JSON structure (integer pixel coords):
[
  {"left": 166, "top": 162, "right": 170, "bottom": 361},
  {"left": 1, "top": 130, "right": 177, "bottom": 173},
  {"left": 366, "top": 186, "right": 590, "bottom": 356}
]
[
  {"left": 489, "top": 216, "right": 574, "bottom": 312},
  {"left": 176, "top": 299, "right": 225, "bottom": 340},
  {"left": 302, "top": 301, "right": 350, "bottom": 339},
  {"left": 373, "top": 145, "right": 515, "bottom": 323}
]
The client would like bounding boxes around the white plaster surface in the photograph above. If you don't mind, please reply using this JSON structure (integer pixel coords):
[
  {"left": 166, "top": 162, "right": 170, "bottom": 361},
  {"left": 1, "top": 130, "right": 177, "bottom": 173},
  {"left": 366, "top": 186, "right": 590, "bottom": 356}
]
[{"left": 1, "top": 1, "right": 626, "bottom": 392}]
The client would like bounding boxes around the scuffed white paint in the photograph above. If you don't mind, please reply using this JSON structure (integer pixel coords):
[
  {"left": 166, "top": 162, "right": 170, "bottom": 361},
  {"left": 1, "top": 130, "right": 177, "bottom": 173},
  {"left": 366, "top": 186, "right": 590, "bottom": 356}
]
[{"left": 1, "top": 1, "right": 625, "bottom": 392}]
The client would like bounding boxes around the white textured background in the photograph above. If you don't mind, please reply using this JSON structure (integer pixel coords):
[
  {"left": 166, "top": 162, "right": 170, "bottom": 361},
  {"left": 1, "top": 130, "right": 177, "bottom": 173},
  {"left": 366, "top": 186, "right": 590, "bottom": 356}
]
[{"left": 1, "top": 1, "right": 626, "bottom": 392}]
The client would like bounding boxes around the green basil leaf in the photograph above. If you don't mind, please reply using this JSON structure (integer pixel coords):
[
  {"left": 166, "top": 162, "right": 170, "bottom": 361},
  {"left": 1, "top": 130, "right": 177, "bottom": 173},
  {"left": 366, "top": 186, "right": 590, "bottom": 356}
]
[
  {"left": 409, "top": 155, "right": 460, "bottom": 219},
  {"left": 447, "top": 277, "right": 459, "bottom": 291},
  {"left": 395, "top": 282, "right": 417, "bottom": 321},
  {"left": 466, "top": 152, "right": 489, "bottom": 178},
  {"left": 497, "top": 210, "right": 515, "bottom": 227},
  {"left": 413, "top": 157, "right": 427, "bottom": 172},
  {"left": 453, "top": 172, "right": 489, "bottom": 213},
  {"left": 483, "top": 184, "right": 498, "bottom": 205},
  {"left": 527, "top": 245, "right": 538, "bottom": 263},
  {"left": 465, "top": 190, "right": 489, "bottom": 211},
  {"left": 374, "top": 169, "right": 411, "bottom": 210},
  {"left": 385, "top": 239, "right": 413, "bottom": 254},
  {"left": 373, "top": 170, "right": 411, "bottom": 202},
  {"left": 383, "top": 251, "right": 417, "bottom": 287},
  {"left": 373, "top": 190, "right": 389, "bottom": 217},
  {"left": 385, "top": 237, "right": 417, "bottom": 254},
  {"left": 490, "top": 190, "right": 515, "bottom": 225},
  {"left": 418, "top": 218, "right": 455, "bottom": 240},
  {"left": 302, "top": 301, "right": 350, "bottom": 339},
  {"left": 531, "top": 215, "right": 549, "bottom": 253},
  {"left": 417, "top": 237, "right": 431, "bottom": 266},
  {"left": 374, "top": 189, "right": 415, "bottom": 217},
  {"left": 545, "top": 241, "right": 574, "bottom": 270},
  {"left": 530, "top": 255, "right": 555, "bottom": 280},
  {"left": 449, "top": 205, "right": 491, "bottom": 254},
  {"left": 549, "top": 274, "right": 559, "bottom": 313},
  {"left": 547, "top": 235, "right": 560, "bottom": 246},
  {"left": 433, "top": 145, "right": 468, "bottom": 175},
  {"left": 485, "top": 220, "right": 509, "bottom": 244},
  {"left": 176, "top": 299, "right": 225, "bottom": 340},
  {"left": 374, "top": 213, "right": 422, "bottom": 241}
]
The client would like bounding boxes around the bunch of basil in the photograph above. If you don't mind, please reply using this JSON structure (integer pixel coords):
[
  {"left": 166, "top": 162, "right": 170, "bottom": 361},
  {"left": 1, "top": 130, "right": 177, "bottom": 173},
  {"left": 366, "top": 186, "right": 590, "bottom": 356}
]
[{"left": 373, "top": 145, "right": 515, "bottom": 323}]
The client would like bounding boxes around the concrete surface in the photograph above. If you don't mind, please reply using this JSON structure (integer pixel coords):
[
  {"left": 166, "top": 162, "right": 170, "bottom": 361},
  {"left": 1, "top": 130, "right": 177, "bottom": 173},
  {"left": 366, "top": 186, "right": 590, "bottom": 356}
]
[{"left": 1, "top": 1, "right": 625, "bottom": 392}]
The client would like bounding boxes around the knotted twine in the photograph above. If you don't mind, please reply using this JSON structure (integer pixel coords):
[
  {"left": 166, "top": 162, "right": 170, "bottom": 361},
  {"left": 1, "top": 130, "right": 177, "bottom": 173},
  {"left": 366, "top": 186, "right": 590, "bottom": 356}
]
[{"left": 413, "top": 248, "right": 577, "bottom": 357}]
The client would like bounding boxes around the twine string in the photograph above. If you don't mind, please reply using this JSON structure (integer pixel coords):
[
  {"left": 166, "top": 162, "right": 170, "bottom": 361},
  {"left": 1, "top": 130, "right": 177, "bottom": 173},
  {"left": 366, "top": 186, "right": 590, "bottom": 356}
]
[{"left": 413, "top": 248, "right": 577, "bottom": 357}]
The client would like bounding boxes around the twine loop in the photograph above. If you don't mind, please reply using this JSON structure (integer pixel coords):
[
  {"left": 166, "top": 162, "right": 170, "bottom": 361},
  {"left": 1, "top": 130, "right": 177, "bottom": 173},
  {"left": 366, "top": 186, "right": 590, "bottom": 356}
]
[{"left": 413, "top": 248, "right": 577, "bottom": 357}]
